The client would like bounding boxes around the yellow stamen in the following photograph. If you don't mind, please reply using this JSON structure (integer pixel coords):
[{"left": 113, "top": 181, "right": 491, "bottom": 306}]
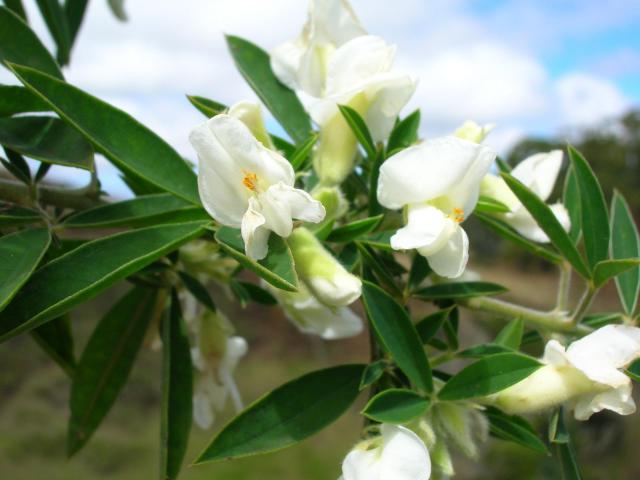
[
  {"left": 242, "top": 172, "right": 258, "bottom": 191},
  {"left": 453, "top": 207, "right": 464, "bottom": 223}
]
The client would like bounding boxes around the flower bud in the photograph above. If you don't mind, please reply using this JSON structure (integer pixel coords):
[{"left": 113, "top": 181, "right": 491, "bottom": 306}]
[
  {"left": 313, "top": 93, "right": 367, "bottom": 186},
  {"left": 228, "top": 101, "right": 275, "bottom": 149},
  {"left": 288, "top": 226, "right": 362, "bottom": 307},
  {"left": 179, "top": 239, "right": 236, "bottom": 282},
  {"left": 454, "top": 120, "right": 494, "bottom": 144},
  {"left": 197, "top": 310, "right": 234, "bottom": 367},
  {"left": 312, "top": 185, "right": 348, "bottom": 221}
]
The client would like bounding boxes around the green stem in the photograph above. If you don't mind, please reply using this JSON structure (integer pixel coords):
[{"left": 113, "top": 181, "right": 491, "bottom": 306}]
[
  {"left": 0, "top": 177, "right": 102, "bottom": 210},
  {"left": 571, "top": 286, "right": 596, "bottom": 325},
  {"left": 460, "top": 296, "right": 582, "bottom": 332},
  {"left": 556, "top": 261, "right": 572, "bottom": 312}
]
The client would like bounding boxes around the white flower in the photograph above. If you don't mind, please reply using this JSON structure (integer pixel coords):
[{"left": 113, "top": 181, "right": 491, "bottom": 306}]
[
  {"left": 190, "top": 114, "right": 325, "bottom": 260},
  {"left": 490, "top": 325, "right": 640, "bottom": 420},
  {"left": 454, "top": 120, "right": 495, "bottom": 144},
  {"left": 480, "top": 150, "right": 570, "bottom": 242},
  {"left": 288, "top": 226, "right": 362, "bottom": 306},
  {"left": 268, "top": 281, "right": 363, "bottom": 339},
  {"left": 377, "top": 136, "right": 496, "bottom": 278},
  {"left": 227, "top": 100, "right": 275, "bottom": 149},
  {"left": 271, "top": 0, "right": 366, "bottom": 97},
  {"left": 192, "top": 311, "right": 248, "bottom": 429},
  {"left": 339, "top": 424, "right": 431, "bottom": 480}
]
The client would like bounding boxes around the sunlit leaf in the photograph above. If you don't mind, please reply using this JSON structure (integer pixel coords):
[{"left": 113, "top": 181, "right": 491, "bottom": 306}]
[
  {"left": 610, "top": 191, "right": 640, "bottom": 314},
  {"left": 362, "top": 388, "right": 429, "bottom": 424}
]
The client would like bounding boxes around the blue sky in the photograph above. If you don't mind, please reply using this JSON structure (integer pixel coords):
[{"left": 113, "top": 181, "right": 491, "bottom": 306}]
[{"left": 1, "top": 0, "right": 639, "bottom": 198}]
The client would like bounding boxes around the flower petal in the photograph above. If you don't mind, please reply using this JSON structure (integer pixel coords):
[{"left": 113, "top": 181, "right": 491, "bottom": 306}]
[
  {"left": 365, "top": 72, "right": 417, "bottom": 142},
  {"left": 422, "top": 225, "right": 469, "bottom": 278},
  {"left": 379, "top": 424, "right": 431, "bottom": 480},
  {"left": 342, "top": 447, "right": 380, "bottom": 480},
  {"left": 228, "top": 101, "right": 274, "bottom": 149},
  {"left": 573, "top": 382, "right": 636, "bottom": 420},
  {"left": 241, "top": 198, "right": 270, "bottom": 260},
  {"left": 566, "top": 325, "right": 640, "bottom": 387},
  {"left": 193, "top": 387, "right": 214, "bottom": 429},
  {"left": 390, "top": 204, "right": 453, "bottom": 251},
  {"left": 377, "top": 136, "right": 495, "bottom": 210},
  {"left": 511, "top": 150, "right": 563, "bottom": 201},
  {"left": 271, "top": 39, "right": 307, "bottom": 91}
]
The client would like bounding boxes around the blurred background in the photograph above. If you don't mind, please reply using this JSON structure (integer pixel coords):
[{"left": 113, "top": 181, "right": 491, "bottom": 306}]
[{"left": 0, "top": 0, "right": 639, "bottom": 478}]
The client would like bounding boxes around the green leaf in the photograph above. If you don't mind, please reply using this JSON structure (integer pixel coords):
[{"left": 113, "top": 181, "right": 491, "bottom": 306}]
[
  {"left": 0, "top": 116, "right": 93, "bottom": 170},
  {"left": 362, "top": 388, "right": 429, "bottom": 424},
  {"left": 414, "top": 281, "right": 507, "bottom": 300},
  {"left": 356, "top": 242, "right": 402, "bottom": 297},
  {"left": 494, "top": 318, "right": 524, "bottom": 349},
  {"left": 35, "top": 0, "right": 71, "bottom": 66},
  {"left": 0, "top": 221, "right": 207, "bottom": 341},
  {"left": 415, "top": 308, "right": 452, "bottom": 344},
  {"left": 31, "top": 314, "right": 75, "bottom": 376},
  {"left": 476, "top": 213, "right": 563, "bottom": 264},
  {"left": 568, "top": 146, "right": 609, "bottom": 270},
  {"left": 610, "top": 191, "right": 640, "bottom": 314},
  {"left": 2, "top": 148, "right": 31, "bottom": 183},
  {"left": 501, "top": 172, "right": 590, "bottom": 279},
  {"left": 234, "top": 281, "right": 277, "bottom": 306},
  {"left": 359, "top": 231, "right": 394, "bottom": 251},
  {"left": 338, "top": 104, "right": 376, "bottom": 158},
  {"left": 64, "top": 0, "right": 89, "bottom": 46},
  {"left": 386, "top": 109, "right": 420, "bottom": 155},
  {"left": 215, "top": 226, "right": 298, "bottom": 292},
  {"left": 362, "top": 281, "right": 432, "bottom": 392},
  {"left": 196, "top": 364, "right": 364, "bottom": 463},
  {"left": 107, "top": 0, "right": 127, "bottom": 21},
  {"left": 178, "top": 271, "right": 216, "bottom": 311},
  {"left": 63, "top": 194, "right": 207, "bottom": 228},
  {"left": 407, "top": 254, "right": 432, "bottom": 292},
  {"left": 0, "top": 7, "right": 63, "bottom": 79},
  {"left": 68, "top": 287, "right": 157, "bottom": 455},
  {"left": 9, "top": 63, "right": 200, "bottom": 204},
  {"left": 289, "top": 132, "right": 318, "bottom": 171},
  {"left": 583, "top": 312, "right": 623, "bottom": 329},
  {"left": 0, "top": 228, "right": 50, "bottom": 311},
  {"left": 486, "top": 407, "right": 547, "bottom": 453},
  {"left": 0, "top": 202, "right": 41, "bottom": 226},
  {"left": 359, "top": 360, "right": 387, "bottom": 390},
  {"left": 0, "top": 85, "right": 49, "bottom": 116},
  {"left": 438, "top": 353, "right": 542, "bottom": 401},
  {"left": 226, "top": 35, "right": 311, "bottom": 144},
  {"left": 475, "top": 195, "right": 511, "bottom": 214},
  {"left": 458, "top": 343, "right": 514, "bottom": 358},
  {"left": 550, "top": 409, "right": 583, "bottom": 480},
  {"left": 161, "top": 291, "right": 193, "bottom": 479},
  {"left": 592, "top": 259, "right": 640, "bottom": 289},
  {"left": 496, "top": 157, "right": 511, "bottom": 174},
  {"left": 326, "top": 215, "right": 383, "bottom": 243},
  {"left": 186, "top": 94, "right": 227, "bottom": 118},
  {"left": 4, "top": 0, "right": 27, "bottom": 21},
  {"left": 270, "top": 134, "right": 296, "bottom": 158},
  {"left": 563, "top": 166, "right": 581, "bottom": 244}
]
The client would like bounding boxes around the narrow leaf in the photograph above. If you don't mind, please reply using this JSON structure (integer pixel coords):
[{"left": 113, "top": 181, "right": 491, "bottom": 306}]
[
  {"left": 160, "top": 291, "right": 193, "bottom": 479},
  {"left": 501, "top": 172, "right": 590, "bottom": 279},
  {"left": 359, "top": 360, "right": 387, "bottom": 390},
  {"left": 226, "top": 35, "right": 311, "bottom": 143},
  {"left": 31, "top": 314, "right": 75, "bottom": 376},
  {"left": 386, "top": 109, "right": 420, "bottom": 155},
  {"left": 486, "top": 407, "right": 547, "bottom": 453},
  {"left": 593, "top": 259, "right": 640, "bottom": 289},
  {"left": 362, "top": 281, "right": 432, "bottom": 392},
  {"left": 414, "top": 281, "right": 507, "bottom": 300},
  {"left": 475, "top": 195, "right": 511, "bottom": 214},
  {"left": 476, "top": 213, "right": 563, "bottom": 264},
  {"left": 0, "top": 228, "right": 50, "bottom": 311},
  {"left": 35, "top": 0, "right": 71, "bottom": 65},
  {"left": 494, "top": 318, "right": 524, "bottom": 349},
  {"left": 415, "top": 308, "right": 452, "bottom": 344},
  {"left": 338, "top": 104, "right": 376, "bottom": 158},
  {"left": 64, "top": 194, "right": 207, "bottom": 228},
  {"left": 0, "top": 116, "right": 93, "bottom": 170},
  {"left": 0, "top": 85, "right": 49, "bottom": 116},
  {"left": 568, "top": 146, "right": 609, "bottom": 269},
  {"left": 234, "top": 281, "right": 277, "bottom": 306},
  {"left": 107, "top": 0, "right": 127, "bottom": 21},
  {"left": 563, "top": 166, "right": 581, "bottom": 243},
  {"left": 326, "top": 215, "right": 382, "bottom": 243},
  {"left": 9, "top": 63, "right": 200, "bottom": 204},
  {"left": 289, "top": 132, "right": 318, "bottom": 171},
  {"left": 0, "top": 202, "right": 40, "bottom": 226},
  {"left": 408, "top": 254, "right": 432, "bottom": 292},
  {"left": 215, "top": 226, "right": 298, "bottom": 292},
  {"left": 0, "top": 221, "right": 207, "bottom": 341},
  {"left": 178, "top": 271, "right": 216, "bottom": 311},
  {"left": 186, "top": 95, "right": 227, "bottom": 118},
  {"left": 0, "top": 7, "right": 63, "bottom": 79},
  {"left": 438, "top": 353, "right": 542, "bottom": 401},
  {"left": 4, "top": 0, "right": 27, "bottom": 21},
  {"left": 610, "top": 191, "right": 640, "bottom": 314},
  {"left": 362, "top": 389, "right": 429, "bottom": 424},
  {"left": 68, "top": 287, "right": 157, "bottom": 455},
  {"left": 196, "top": 364, "right": 364, "bottom": 463},
  {"left": 64, "top": 0, "right": 89, "bottom": 45}
]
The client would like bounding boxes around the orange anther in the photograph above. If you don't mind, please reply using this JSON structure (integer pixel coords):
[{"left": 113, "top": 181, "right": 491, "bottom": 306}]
[{"left": 242, "top": 172, "right": 258, "bottom": 191}]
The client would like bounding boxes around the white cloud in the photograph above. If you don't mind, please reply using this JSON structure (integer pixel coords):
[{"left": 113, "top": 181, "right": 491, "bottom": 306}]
[{"left": 554, "top": 73, "right": 629, "bottom": 127}]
